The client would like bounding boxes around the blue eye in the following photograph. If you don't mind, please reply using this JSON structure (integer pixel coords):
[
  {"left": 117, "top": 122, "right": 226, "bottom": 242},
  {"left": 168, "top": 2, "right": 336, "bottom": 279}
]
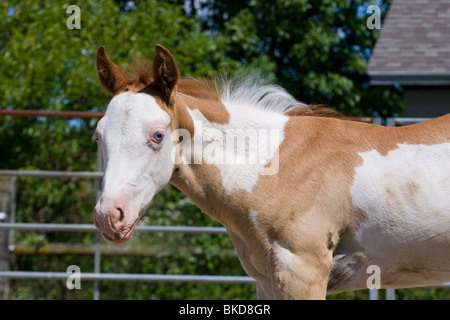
[{"left": 153, "top": 131, "right": 165, "bottom": 142}]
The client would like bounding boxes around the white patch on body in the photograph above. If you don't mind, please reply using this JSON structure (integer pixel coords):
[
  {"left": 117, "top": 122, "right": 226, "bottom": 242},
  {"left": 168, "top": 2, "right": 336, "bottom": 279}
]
[
  {"left": 348, "top": 142, "right": 450, "bottom": 287},
  {"left": 270, "top": 239, "right": 294, "bottom": 268},
  {"left": 249, "top": 209, "right": 259, "bottom": 227},
  {"left": 186, "top": 104, "right": 288, "bottom": 195}
]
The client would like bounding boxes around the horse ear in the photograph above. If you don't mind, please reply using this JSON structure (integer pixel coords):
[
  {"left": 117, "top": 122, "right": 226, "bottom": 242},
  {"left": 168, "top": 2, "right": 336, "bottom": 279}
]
[
  {"left": 152, "top": 44, "right": 179, "bottom": 106},
  {"left": 97, "top": 46, "right": 129, "bottom": 95}
]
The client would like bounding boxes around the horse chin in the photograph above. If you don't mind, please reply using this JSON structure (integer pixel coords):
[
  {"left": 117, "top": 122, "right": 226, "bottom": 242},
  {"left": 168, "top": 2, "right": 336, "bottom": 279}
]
[
  {"left": 101, "top": 220, "right": 139, "bottom": 244},
  {"left": 102, "top": 228, "right": 134, "bottom": 244}
]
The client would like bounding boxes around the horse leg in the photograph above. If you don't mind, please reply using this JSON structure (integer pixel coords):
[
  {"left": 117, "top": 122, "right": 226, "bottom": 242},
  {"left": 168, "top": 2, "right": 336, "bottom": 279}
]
[
  {"left": 256, "top": 282, "right": 274, "bottom": 299},
  {"left": 267, "top": 240, "right": 333, "bottom": 299}
]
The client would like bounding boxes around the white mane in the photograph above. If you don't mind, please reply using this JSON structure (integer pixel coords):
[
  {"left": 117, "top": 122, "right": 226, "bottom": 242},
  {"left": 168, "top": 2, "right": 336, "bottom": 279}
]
[{"left": 214, "top": 72, "right": 307, "bottom": 114}]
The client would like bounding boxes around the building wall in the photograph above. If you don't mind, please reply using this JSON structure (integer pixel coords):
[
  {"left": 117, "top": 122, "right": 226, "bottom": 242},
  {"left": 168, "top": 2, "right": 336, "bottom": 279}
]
[{"left": 403, "top": 86, "right": 450, "bottom": 117}]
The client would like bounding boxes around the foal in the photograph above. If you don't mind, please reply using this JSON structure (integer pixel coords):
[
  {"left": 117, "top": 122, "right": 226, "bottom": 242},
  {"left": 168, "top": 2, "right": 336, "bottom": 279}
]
[{"left": 94, "top": 44, "right": 450, "bottom": 299}]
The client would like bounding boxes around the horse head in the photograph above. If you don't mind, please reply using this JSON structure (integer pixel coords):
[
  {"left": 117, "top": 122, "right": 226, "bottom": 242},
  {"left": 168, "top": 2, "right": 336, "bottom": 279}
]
[{"left": 94, "top": 45, "right": 181, "bottom": 243}]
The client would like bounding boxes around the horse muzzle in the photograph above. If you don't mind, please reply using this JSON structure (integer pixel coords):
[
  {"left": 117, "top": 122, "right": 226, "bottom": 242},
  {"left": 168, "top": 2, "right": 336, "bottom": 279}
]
[{"left": 94, "top": 196, "right": 139, "bottom": 244}]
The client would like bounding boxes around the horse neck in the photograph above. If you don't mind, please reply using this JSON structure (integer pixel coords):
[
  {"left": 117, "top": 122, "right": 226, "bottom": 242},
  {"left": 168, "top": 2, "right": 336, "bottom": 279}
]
[{"left": 170, "top": 94, "right": 290, "bottom": 224}]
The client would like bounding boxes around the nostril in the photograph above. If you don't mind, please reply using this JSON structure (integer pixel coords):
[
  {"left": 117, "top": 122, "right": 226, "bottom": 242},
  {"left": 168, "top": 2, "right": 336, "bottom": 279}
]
[
  {"left": 108, "top": 205, "right": 126, "bottom": 231},
  {"left": 94, "top": 207, "right": 102, "bottom": 228},
  {"left": 115, "top": 205, "right": 125, "bottom": 221}
]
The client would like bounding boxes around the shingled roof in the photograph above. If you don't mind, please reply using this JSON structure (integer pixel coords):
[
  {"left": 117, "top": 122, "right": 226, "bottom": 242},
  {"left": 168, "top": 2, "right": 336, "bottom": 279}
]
[{"left": 367, "top": 0, "right": 450, "bottom": 85}]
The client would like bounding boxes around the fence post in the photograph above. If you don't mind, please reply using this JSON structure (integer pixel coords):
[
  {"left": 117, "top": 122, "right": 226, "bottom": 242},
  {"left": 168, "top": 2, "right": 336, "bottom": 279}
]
[
  {"left": 385, "top": 288, "right": 396, "bottom": 300},
  {"left": 386, "top": 118, "right": 396, "bottom": 127},
  {"left": 368, "top": 288, "right": 379, "bottom": 300},
  {"left": 372, "top": 117, "right": 383, "bottom": 125},
  {"left": 0, "top": 177, "right": 16, "bottom": 300}
]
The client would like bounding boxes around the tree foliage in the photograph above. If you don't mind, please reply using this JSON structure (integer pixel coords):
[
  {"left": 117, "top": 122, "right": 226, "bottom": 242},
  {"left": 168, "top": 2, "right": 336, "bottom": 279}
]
[
  {"left": 0, "top": 0, "right": 444, "bottom": 300},
  {"left": 186, "top": 0, "right": 402, "bottom": 116}
]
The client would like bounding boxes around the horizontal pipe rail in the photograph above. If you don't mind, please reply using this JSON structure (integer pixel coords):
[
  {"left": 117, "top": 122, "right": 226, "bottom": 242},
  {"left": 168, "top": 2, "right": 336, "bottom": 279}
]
[
  {"left": 389, "top": 117, "right": 432, "bottom": 126},
  {"left": 0, "top": 223, "right": 228, "bottom": 234},
  {"left": 0, "top": 110, "right": 104, "bottom": 118},
  {"left": 1, "top": 110, "right": 374, "bottom": 122},
  {"left": 1, "top": 271, "right": 448, "bottom": 288},
  {"left": 343, "top": 116, "right": 375, "bottom": 123},
  {"left": 0, "top": 271, "right": 255, "bottom": 283},
  {"left": 0, "top": 112, "right": 434, "bottom": 127},
  {"left": 0, "top": 170, "right": 103, "bottom": 179}
]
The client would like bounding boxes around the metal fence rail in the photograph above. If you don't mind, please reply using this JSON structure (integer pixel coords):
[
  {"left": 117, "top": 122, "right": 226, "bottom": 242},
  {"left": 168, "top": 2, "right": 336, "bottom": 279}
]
[
  {"left": 0, "top": 109, "right": 104, "bottom": 119},
  {"left": 0, "top": 223, "right": 227, "bottom": 234},
  {"left": 0, "top": 271, "right": 255, "bottom": 284},
  {"left": 387, "top": 117, "right": 432, "bottom": 126},
  {"left": 0, "top": 170, "right": 103, "bottom": 179}
]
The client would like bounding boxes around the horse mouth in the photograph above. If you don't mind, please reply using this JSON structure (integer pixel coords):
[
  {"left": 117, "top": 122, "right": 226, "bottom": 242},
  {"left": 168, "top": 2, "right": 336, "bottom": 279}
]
[{"left": 100, "top": 218, "right": 139, "bottom": 244}]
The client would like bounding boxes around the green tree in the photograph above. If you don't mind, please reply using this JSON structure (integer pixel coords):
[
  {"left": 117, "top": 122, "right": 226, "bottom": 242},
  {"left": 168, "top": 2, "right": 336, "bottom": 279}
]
[{"left": 187, "top": 0, "right": 403, "bottom": 116}]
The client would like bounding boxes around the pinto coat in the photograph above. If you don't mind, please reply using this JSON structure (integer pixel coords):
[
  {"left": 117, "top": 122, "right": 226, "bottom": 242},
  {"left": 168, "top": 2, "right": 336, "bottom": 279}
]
[{"left": 94, "top": 44, "right": 450, "bottom": 299}]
